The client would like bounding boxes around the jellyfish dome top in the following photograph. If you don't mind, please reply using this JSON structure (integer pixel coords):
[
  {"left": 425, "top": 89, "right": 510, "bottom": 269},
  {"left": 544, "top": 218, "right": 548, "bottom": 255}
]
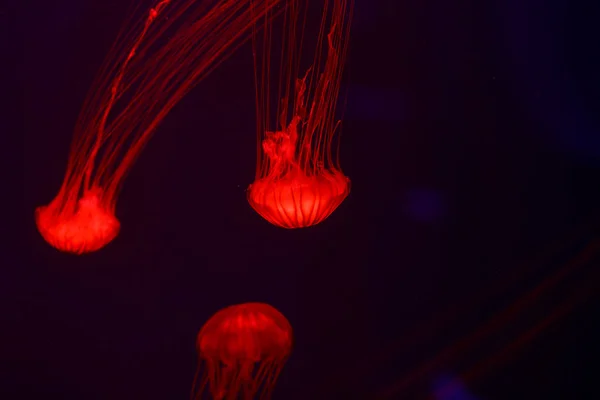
[
  {"left": 247, "top": 0, "right": 353, "bottom": 229},
  {"left": 192, "top": 302, "right": 293, "bottom": 400},
  {"left": 34, "top": 0, "right": 287, "bottom": 254}
]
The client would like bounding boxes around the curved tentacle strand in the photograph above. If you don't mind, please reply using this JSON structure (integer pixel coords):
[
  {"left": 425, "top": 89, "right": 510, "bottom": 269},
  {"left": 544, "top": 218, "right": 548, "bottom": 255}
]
[{"left": 36, "top": 0, "right": 286, "bottom": 254}]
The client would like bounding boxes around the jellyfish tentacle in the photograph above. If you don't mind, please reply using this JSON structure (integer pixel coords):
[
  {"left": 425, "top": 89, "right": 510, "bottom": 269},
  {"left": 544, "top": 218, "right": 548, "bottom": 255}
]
[
  {"left": 248, "top": 0, "right": 353, "bottom": 229},
  {"left": 36, "top": 0, "right": 287, "bottom": 254}
]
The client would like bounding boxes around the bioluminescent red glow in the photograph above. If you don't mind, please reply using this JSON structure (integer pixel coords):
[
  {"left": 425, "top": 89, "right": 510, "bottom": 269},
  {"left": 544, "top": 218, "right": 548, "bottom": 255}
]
[
  {"left": 35, "top": 0, "right": 286, "bottom": 254},
  {"left": 192, "top": 302, "right": 293, "bottom": 400},
  {"left": 247, "top": 0, "right": 354, "bottom": 229}
]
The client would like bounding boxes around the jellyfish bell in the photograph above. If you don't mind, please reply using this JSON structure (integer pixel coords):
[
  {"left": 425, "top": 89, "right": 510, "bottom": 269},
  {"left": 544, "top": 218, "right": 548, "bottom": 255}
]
[
  {"left": 247, "top": 167, "right": 350, "bottom": 229},
  {"left": 192, "top": 302, "right": 293, "bottom": 400},
  {"left": 35, "top": 187, "right": 120, "bottom": 255},
  {"left": 247, "top": 0, "right": 353, "bottom": 229},
  {"left": 35, "top": 0, "right": 287, "bottom": 254}
]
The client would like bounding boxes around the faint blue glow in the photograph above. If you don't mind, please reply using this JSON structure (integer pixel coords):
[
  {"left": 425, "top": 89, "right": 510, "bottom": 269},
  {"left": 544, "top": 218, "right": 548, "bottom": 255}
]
[
  {"left": 404, "top": 188, "right": 445, "bottom": 223},
  {"left": 342, "top": 85, "right": 406, "bottom": 122},
  {"left": 431, "top": 372, "right": 479, "bottom": 400},
  {"left": 497, "top": 0, "right": 600, "bottom": 164}
]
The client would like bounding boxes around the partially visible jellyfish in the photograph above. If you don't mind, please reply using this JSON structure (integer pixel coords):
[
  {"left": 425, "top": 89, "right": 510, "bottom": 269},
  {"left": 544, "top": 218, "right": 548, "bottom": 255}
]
[
  {"left": 35, "top": 0, "right": 286, "bottom": 254},
  {"left": 247, "top": 0, "right": 354, "bottom": 229},
  {"left": 192, "top": 302, "right": 293, "bottom": 400}
]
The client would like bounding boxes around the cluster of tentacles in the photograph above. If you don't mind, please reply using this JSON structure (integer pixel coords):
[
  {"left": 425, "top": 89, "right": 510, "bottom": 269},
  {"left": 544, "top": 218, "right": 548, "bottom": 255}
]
[
  {"left": 34, "top": 2, "right": 352, "bottom": 396},
  {"left": 36, "top": 0, "right": 352, "bottom": 255}
]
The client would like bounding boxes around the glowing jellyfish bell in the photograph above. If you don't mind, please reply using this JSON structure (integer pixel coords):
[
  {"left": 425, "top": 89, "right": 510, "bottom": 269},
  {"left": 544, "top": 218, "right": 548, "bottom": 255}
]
[
  {"left": 192, "top": 302, "right": 293, "bottom": 400},
  {"left": 35, "top": 0, "right": 286, "bottom": 254},
  {"left": 247, "top": 0, "right": 354, "bottom": 229}
]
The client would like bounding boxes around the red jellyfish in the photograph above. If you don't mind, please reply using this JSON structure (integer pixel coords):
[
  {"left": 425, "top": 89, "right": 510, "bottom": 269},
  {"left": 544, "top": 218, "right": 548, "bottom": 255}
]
[
  {"left": 35, "top": 0, "right": 286, "bottom": 254},
  {"left": 192, "top": 302, "right": 293, "bottom": 400},
  {"left": 247, "top": 0, "right": 354, "bottom": 229}
]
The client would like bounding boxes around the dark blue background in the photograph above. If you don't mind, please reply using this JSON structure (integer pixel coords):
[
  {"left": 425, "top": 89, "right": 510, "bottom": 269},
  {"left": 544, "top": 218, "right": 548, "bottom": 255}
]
[{"left": 10, "top": 0, "right": 600, "bottom": 398}]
